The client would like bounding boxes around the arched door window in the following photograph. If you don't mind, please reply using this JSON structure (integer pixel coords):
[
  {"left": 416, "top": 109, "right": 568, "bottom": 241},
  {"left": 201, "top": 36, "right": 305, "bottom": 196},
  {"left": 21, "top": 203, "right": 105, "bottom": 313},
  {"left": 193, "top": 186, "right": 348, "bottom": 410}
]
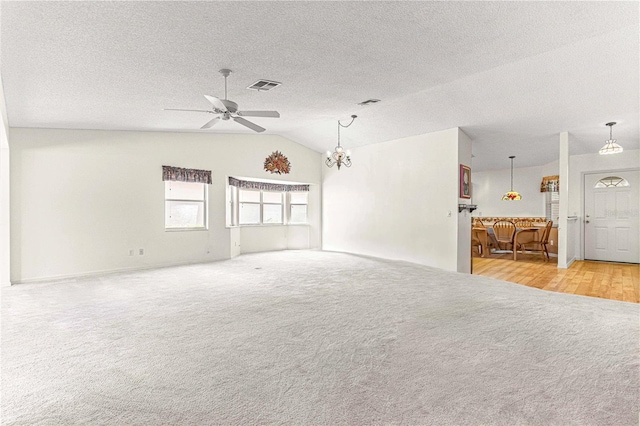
[{"left": 594, "top": 176, "right": 630, "bottom": 188}]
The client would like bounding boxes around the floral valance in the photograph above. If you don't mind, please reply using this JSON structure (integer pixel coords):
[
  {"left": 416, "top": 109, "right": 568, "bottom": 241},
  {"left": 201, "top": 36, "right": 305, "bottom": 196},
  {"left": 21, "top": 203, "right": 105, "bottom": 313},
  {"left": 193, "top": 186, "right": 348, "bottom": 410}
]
[
  {"left": 228, "top": 177, "right": 309, "bottom": 192},
  {"left": 540, "top": 175, "right": 559, "bottom": 192},
  {"left": 162, "top": 165, "right": 212, "bottom": 184}
]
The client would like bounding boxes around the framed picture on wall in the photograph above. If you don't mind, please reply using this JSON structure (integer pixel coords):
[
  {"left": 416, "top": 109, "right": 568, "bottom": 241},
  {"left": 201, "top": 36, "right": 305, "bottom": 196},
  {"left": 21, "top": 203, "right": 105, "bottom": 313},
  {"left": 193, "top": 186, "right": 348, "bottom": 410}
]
[{"left": 460, "top": 164, "right": 471, "bottom": 199}]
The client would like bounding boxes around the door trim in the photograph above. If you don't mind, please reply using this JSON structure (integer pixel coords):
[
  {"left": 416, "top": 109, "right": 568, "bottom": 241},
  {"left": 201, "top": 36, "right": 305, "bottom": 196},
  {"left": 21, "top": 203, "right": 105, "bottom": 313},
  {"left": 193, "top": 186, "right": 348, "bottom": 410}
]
[{"left": 582, "top": 168, "right": 640, "bottom": 262}]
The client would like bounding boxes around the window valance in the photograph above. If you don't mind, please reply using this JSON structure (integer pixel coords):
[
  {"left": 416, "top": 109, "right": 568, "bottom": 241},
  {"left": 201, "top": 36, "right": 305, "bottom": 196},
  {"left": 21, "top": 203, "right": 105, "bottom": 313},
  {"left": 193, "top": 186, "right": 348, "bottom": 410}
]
[
  {"left": 540, "top": 175, "right": 559, "bottom": 192},
  {"left": 229, "top": 177, "right": 309, "bottom": 192},
  {"left": 163, "top": 165, "right": 212, "bottom": 184}
]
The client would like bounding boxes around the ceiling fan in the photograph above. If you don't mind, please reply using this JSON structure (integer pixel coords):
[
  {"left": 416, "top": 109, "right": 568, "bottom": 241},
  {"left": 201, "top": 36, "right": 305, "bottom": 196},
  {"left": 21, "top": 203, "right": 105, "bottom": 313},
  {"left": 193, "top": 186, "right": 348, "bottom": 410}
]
[{"left": 164, "top": 69, "right": 280, "bottom": 133}]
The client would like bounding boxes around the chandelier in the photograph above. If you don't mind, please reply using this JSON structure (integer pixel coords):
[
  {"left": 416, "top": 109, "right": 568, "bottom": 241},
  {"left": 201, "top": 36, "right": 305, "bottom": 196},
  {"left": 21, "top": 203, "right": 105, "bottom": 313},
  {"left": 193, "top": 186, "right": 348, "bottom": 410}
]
[
  {"left": 502, "top": 155, "right": 522, "bottom": 200},
  {"left": 325, "top": 115, "right": 357, "bottom": 170},
  {"left": 599, "top": 122, "right": 623, "bottom": 155}
]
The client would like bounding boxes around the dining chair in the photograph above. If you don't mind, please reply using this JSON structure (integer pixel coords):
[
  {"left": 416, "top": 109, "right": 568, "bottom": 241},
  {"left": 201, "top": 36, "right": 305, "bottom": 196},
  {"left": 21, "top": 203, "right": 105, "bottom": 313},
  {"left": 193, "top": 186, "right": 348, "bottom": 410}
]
[
  {"left": 514, "top": 220, "right": 533, "bottom": 228},
  {"left": 471, "top": 227, "right": 488, "bottom": 257},
  {"left": 473, "top": 218, "right": 486, "bottom": 228},
  {"left": 514, "top": 220, "right": 553, "bottom": 261},
  {"left": 492, "top": 220, "right": 516, "bottom": 251}
]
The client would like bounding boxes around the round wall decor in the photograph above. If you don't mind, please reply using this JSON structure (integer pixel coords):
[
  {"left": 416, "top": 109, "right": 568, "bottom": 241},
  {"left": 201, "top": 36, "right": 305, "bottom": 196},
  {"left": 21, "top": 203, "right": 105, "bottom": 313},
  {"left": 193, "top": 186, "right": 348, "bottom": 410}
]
[{"left": 264, "top": 151, "right": 291, "bottom": 175}]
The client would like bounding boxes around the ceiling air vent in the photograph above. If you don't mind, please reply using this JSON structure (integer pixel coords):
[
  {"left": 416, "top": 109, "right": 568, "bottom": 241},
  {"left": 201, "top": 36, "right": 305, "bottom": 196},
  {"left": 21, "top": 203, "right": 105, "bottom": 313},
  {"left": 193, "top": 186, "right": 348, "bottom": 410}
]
[
  {"left": 247, "top": 80, "right": 282, "bottom": 92},
  {"left": 358, "top": 99, "right": 381, "bottom": 106}
]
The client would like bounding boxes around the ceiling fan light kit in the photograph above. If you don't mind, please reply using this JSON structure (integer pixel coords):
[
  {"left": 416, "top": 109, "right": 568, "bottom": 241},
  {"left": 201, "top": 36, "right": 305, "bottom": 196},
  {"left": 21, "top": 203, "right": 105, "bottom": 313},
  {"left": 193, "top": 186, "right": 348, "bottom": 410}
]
[
  {"left": 599, "top": 122, "right": 623, "bottom": 155},
  {"left": 325, "top": 115, "right": 357, "bottom": 170},
  {"left": 164, "top": 69, "right": 280, "bottom": 133}
]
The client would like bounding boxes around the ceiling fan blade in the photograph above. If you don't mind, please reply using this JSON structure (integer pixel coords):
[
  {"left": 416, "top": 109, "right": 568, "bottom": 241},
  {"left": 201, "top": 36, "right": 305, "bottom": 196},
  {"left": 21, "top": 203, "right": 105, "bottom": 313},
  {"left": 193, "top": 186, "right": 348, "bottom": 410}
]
[
  {"left": 204, "top": 95, "right": 227, "bottom": 112},
  {"left": 164, "top": 108, "right": 211, "bottom": 113},
  {"left": 233, "top": 116, "right": 266, "bottom": 133},
  {"left": 200, "top": 117, "right": 220, "bottom": 129},
  {"left": 236, "top": 111, "right": 280, "bottom": 118}
]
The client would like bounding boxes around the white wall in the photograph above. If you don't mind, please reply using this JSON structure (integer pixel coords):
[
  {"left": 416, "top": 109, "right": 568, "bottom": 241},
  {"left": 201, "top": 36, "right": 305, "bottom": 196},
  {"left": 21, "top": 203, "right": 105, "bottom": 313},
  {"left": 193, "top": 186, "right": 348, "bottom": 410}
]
[
  {"left": 323, "top": 127, "right": 463, "bottom": 272},
  {"left": 0, "top": 77, "right": 10, "bottom": 286},
  {"left": 240, "top": 224, "right": 311, "bottom": 254},
  {"left": 568, "top": 149, "right": 640, "bottom": 260},
  {"left": 471, "top": 163, "right": 558, "bottom": 218},
  {"left": 457, "top": 129, "right": 472, "bottom": 273},
  {"left": 558, "top": 132, "right": 570, "bottom": 268},
  {"left": 10, "top": 128, "right": 322, "bottom": 282}
]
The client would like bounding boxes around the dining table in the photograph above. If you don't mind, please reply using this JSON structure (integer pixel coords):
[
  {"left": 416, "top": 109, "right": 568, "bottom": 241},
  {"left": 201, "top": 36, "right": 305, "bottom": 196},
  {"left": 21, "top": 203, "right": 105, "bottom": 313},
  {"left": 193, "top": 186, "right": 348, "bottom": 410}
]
[{"left": 474, "top": 225, "right": 541, "bottom": 258}]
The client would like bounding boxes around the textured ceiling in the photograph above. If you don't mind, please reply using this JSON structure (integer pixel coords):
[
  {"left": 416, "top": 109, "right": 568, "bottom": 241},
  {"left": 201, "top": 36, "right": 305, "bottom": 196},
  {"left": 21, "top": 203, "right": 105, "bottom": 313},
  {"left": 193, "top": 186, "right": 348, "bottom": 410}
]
[{"left": 1, "top": 1, "right": 638, "bottom": 171}]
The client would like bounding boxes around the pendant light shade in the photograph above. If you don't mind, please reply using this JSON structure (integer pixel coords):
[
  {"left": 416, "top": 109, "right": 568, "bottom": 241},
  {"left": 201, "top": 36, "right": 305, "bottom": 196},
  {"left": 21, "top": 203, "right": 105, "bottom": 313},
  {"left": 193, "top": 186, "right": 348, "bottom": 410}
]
[
  {"left": 599, "top": 122, "right": 623, "bottom": 155},
  {"left": 502, "top": 156, "right": 522, "bottom": 201}
]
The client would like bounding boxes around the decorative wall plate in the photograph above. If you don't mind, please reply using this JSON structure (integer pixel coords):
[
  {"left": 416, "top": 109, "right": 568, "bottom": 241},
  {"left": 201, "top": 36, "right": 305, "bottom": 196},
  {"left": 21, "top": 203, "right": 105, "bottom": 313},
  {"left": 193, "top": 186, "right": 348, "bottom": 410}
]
[{"left": 264, "top": 151, "right": 291, "bottom": 175}]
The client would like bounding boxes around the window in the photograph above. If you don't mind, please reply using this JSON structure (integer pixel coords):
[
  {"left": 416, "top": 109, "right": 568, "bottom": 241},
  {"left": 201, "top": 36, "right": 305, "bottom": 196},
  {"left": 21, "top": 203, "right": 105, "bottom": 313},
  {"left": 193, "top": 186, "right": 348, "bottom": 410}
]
[
  {"left": 227, "top": 178, "right": 310, "bottom": 226},
  {"left": 238, "top": 189, "right": 284, "bottom": 225},
  {"left": 239, "top": 189, "right": 261, "bottom": 225},
  {"left": 165, "top": 181, "right": 207, "bottom": 230},
  {"left": 594, "top": 176, "right": 630, "bottom": 188},
  {"left": 262, "top": 191, "right": 283, "bottom": 224},
  {"left": 289, "top": 192, "right": 308, "bottom": 224},
  {"left": 545, "top": 191, "right": 559, "bottom": 222}
]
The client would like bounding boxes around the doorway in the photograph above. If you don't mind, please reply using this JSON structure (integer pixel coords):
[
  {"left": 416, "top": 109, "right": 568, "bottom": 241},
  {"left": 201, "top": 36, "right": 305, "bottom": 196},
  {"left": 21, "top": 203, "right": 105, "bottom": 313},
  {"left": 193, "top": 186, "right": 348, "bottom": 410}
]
[{"left": 584, "top": 170, "right": 639, "bottom": 263}]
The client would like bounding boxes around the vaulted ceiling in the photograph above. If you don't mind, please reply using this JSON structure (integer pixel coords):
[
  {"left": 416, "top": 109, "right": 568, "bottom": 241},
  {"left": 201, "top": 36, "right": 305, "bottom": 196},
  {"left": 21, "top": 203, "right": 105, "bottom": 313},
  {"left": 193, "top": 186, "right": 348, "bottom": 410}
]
[{"left": 1, "top": 1, "right": 638, "bottom": 171}]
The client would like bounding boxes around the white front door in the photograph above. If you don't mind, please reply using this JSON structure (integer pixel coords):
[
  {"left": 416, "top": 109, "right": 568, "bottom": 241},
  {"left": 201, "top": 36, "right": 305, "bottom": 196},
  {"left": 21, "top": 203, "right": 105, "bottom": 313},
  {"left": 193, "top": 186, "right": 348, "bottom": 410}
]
[{"left": 584, "top": 171, "right": 639, "bottom": 263}]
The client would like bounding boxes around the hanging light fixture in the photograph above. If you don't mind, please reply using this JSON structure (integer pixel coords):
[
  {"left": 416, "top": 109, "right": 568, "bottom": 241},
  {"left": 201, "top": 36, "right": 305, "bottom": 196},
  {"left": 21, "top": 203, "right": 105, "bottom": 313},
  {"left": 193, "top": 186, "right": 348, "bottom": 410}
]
[
  {"left": 502, "top": 155, "right": 522, "bottom": 200},
  {"left": 325, "top": 115, "right": 357, "bottom": 170},
  {"left": 599, "top": 122, "right": 623, "bottom": 155}
]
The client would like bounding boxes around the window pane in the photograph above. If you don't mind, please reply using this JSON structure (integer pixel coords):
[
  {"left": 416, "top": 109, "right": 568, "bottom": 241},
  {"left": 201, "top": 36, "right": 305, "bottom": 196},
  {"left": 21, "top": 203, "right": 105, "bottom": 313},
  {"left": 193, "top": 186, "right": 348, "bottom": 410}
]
[
  {"left": 239, "top": 189, "right": 261, "bottom": 203},
  {"left": 263, "top": 204, "right": 283, "bottom": 224},
  {"left": 290, "top": 204, "right": 308, "bottom": 223},
  {"left": 165, "top": 200, "right": 205, "bottom": 228},
  {"left": 165, "top": 181, "right": 205, "bottom": 201},
  {"left": 594, "top": 176, "right": 630, "bottom": 188},
  {"left": 239, "top": 203, "right": 260, "bottom": 224},
  {"left": 263, "top": 191, "right": 282, "bottom": 204},
  {"left": 290, "top": 192, "right": 308, "bottom": 204}
]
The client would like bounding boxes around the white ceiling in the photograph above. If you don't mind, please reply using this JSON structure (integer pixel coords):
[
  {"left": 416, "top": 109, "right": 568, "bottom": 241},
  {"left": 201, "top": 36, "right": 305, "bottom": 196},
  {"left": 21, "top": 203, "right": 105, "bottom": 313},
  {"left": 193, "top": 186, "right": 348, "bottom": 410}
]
[{"left": 1, "top": 1, "right": 638, "bottom": 171}]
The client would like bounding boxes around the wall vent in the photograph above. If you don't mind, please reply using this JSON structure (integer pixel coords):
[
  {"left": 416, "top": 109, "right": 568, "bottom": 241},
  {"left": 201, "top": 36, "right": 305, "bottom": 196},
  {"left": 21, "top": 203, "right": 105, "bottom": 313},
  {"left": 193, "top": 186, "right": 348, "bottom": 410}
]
[
  {"left": 247, "top": 80, "right": 282, "bottom": 91},
  {"left": 357, "top": 99, "right": 381, "bottom": 106}
]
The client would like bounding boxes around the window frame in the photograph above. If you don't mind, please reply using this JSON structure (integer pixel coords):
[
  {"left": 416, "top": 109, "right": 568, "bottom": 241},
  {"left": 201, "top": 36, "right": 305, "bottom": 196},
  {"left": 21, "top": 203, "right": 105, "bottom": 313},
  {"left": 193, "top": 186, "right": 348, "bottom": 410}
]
[
  {"left": 229, "top": 185, "right": 309, "bottom": 227},
  {"left": 261, "top": 191, "right": 284, "bottom": 225},
  {"left": 238, "top": 189, "right": 263, "bottom": 225},
  {"left": 164, "top": 181, "right": 208, "bottom": 232},
  {"left": 545, "top": 191, "right": 559, "bottom": 223},
  {"left": 288, "top": 192, "right": 309, "bottom": 224}
]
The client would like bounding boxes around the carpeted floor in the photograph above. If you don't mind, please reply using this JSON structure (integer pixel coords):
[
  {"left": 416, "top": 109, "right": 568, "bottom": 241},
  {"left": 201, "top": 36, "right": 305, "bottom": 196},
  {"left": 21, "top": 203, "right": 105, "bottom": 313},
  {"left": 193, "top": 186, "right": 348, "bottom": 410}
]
[{"left": 2, "top": 250, "right": 638, "bottom": 425}]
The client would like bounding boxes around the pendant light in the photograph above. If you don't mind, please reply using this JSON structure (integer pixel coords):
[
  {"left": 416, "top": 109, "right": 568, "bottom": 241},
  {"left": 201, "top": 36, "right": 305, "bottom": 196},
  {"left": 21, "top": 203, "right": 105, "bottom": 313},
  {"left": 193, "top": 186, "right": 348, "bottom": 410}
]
[
  {"left": 502, "top": 156, "right": 522, "bottom": 200},
  {"left": 599, "top": 122, "right": 623, "bottom": 155}
]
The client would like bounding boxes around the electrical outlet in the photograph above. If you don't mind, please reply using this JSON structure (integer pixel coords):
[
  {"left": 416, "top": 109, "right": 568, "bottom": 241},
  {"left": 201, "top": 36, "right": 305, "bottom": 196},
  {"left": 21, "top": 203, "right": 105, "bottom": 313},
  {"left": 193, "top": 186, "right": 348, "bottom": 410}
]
[
  {"left": 550, "top": 240, "right": 554, "bottom": 246},
  {"left": 447, "top": 211, "right": 452, "bottom": 217},
  {"left": 128, "top": 249, "right": 134, "bottom": 256},
  {"left": 139, "top": 248, "right": 144, "bottom": 255}
]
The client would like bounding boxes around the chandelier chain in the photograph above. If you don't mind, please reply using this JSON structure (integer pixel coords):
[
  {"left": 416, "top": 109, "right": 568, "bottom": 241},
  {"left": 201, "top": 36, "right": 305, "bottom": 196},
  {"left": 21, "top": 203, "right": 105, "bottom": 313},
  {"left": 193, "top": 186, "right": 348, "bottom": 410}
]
[{"left": 337, "top": 115, "right": 357, "bottom": 148}]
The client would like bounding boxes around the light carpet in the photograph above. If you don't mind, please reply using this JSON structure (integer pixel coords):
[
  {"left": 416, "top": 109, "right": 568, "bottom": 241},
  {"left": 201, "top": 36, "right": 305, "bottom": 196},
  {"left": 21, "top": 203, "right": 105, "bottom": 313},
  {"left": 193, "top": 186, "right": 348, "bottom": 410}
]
[{"left": 2, "top": 250, "right": 638, "bottom": 425}]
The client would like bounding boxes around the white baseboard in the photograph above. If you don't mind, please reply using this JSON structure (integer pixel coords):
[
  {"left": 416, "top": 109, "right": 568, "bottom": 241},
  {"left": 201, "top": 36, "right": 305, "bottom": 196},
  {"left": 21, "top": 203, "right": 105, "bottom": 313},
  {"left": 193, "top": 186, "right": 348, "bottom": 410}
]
[{"left": 11, "top": 257, "right": 229, "bottom": 285}]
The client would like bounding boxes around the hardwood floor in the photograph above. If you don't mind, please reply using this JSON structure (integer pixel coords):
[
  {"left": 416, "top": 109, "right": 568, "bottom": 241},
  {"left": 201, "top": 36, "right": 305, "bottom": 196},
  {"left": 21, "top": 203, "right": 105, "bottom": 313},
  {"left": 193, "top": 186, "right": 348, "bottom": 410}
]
[{"left": 472, "top": 253, "right": 640, "bottom": 303}]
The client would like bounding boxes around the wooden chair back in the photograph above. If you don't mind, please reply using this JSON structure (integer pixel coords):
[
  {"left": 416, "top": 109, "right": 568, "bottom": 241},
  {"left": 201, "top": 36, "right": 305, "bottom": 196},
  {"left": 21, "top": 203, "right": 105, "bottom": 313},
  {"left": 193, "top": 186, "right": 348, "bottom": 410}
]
[
  {"left": 493, "top": 220, "right": 516, "bottom": 248},
  {"left": 540, "top": 220, "right": 553, "bottom": 244},
  {"left": 515, "top": 220, "right": 533, "bottom": 228},
  {"left": 471, "top": 227, "right": 488, "bottom": 257},
  {"left": 473, "top": 219, "right": 486, "bottom": 228}
]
